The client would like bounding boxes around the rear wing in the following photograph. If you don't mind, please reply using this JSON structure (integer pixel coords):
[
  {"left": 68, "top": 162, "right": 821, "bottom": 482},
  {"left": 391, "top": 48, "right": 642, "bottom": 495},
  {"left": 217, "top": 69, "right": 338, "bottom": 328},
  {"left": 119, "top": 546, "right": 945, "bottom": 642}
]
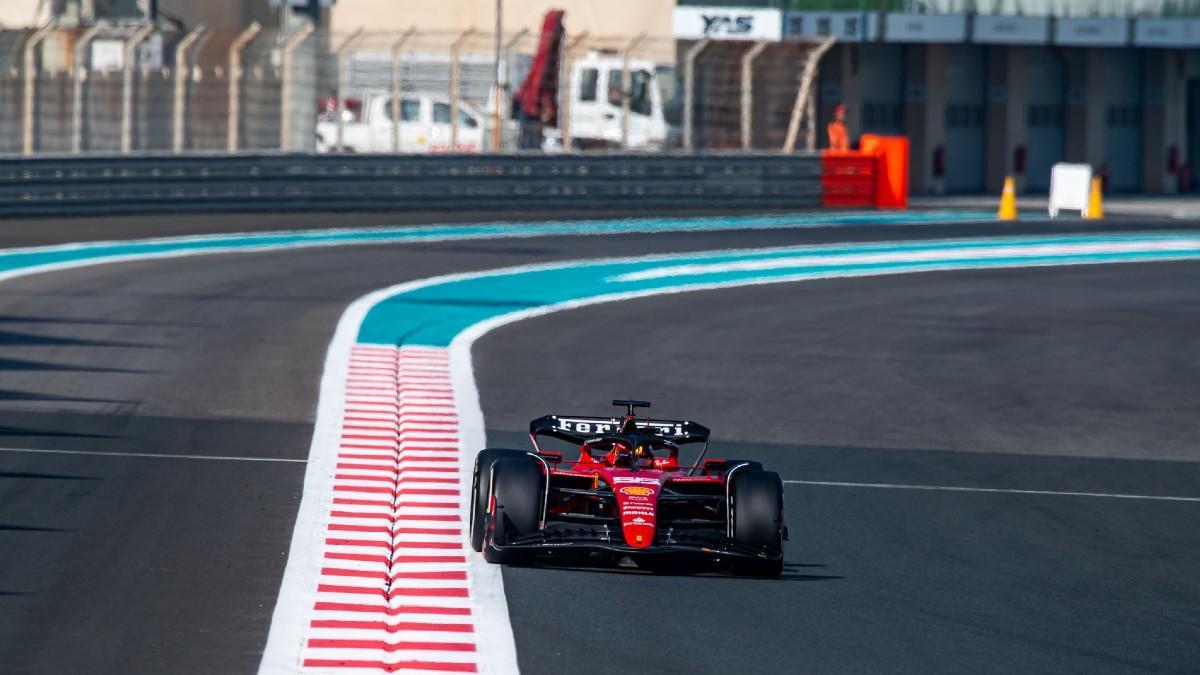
[{"left": 529, "top": 414, "right": 711, "bottom": 447}]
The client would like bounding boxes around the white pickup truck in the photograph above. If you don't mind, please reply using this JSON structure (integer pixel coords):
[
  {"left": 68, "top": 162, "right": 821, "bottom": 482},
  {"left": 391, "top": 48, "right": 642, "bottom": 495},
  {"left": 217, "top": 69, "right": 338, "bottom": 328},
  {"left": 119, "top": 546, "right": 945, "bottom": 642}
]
[{"left": 316, "top": 93, "right": 486, "bottom": 154}]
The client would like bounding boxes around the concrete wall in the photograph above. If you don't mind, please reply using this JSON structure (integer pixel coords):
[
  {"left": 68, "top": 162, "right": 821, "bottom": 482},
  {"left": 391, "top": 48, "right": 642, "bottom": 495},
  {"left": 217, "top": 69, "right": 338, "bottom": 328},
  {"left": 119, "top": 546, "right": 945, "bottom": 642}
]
[
  {"left": 329, "top": 0, "right": 674, "bottom": 39},
  {"left": 0, "top": 1, "right": 42, "bottom": 27},
  {"left": 157, "top": 0, "right": 281, "bottom": 31}
]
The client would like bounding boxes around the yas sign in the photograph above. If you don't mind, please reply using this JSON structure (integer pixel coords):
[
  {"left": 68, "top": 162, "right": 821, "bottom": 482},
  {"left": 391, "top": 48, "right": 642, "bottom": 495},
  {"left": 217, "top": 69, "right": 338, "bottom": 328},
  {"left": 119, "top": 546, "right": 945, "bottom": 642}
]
[
  {"left": 674, "top": 7, "right": 783, "bottom": 41},
  {"left": 704, "top": 14, "right": 755, "bottom": 36}
]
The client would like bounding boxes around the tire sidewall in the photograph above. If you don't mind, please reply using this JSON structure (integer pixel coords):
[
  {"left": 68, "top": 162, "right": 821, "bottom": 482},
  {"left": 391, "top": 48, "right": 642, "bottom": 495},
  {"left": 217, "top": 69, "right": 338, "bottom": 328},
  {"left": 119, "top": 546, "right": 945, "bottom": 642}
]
[
  {"left": 483, "top": 457, "right": 546, "bottom": 564},
  {"left": 730, "top": 469, "right": 784, "bottom": 554},
  {"left": 470, "top": 449, "right": 530, "bottom": 552}
]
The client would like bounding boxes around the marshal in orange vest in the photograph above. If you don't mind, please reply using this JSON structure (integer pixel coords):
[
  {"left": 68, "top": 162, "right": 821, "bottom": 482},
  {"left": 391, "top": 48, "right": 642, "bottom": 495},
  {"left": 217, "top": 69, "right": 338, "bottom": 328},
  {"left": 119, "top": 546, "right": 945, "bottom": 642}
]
[{"left": 827, "top": 103, "right": 849, "bottom": 151}]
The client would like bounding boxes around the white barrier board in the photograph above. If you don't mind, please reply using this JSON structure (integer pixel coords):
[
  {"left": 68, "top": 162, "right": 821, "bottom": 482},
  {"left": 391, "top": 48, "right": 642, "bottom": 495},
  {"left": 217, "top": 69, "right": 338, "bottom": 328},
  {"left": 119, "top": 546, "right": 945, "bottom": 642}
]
[{"left": 1049, "top": 163, "right": 1092, "bottom": 218}]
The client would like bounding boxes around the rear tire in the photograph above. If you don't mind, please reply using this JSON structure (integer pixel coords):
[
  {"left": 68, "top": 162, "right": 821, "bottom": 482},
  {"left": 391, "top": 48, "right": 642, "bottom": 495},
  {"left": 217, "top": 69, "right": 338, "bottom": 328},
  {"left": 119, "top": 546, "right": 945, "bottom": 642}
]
[
  {"left": 729, "top": 469, "right": 785, "bottom": 577},
  {"left": 470, "top": 449, "right": 529, "bottom": 552},
  {"left": 483, "top": 458, "right": 545, "bottom": 565}
]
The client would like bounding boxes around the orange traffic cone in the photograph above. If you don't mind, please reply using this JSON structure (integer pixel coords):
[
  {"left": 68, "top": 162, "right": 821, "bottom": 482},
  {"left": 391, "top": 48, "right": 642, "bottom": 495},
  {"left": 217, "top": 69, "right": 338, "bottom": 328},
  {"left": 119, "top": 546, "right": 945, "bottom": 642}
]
[
  {"left": 997, "top": 176, "right": 1017, "bottom": 221},
  {"left": 1085, "top": 176, "right": 1103, "bottom": 220}
]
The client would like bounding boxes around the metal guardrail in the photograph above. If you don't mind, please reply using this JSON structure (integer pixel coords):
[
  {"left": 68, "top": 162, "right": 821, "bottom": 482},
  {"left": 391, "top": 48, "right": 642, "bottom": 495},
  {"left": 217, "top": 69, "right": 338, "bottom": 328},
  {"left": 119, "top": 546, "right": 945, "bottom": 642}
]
[{"left": 0, "top": 153, "right": 823, "bottom": 218}]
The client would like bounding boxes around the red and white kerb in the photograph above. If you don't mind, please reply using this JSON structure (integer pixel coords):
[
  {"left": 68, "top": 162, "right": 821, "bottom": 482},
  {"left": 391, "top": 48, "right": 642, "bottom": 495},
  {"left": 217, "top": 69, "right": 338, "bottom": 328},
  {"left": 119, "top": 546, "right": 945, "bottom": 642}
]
[{"left": 300, "top": 345, "right": 478, "bottom": 674}]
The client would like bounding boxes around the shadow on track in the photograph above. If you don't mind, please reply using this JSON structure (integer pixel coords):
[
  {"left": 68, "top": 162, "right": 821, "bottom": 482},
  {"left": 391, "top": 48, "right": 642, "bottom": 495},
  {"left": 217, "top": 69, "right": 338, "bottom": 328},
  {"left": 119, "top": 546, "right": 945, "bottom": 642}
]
[
  {"left": 0, "top": 523, "right": 71, "bottom": 532},
  {"left": 0, "top": 389, "right": 139, "bottom": 405},
  {"left": 0, "top": 314, "right": 212, "bottom": 328},
  {"left": 521, "top": 559, "right": 842, "bottom": 582},
  {"left": 0, "top": 424, "right": 115, "bottom": 440},
  {"left": 0, "top": 329, "right": 161, "bottom": 349},
  {"left": 0, "top": 470, "right": 98, "bottom": 481},
  {"left": 0, "top": 357, "right": 150, "bottom": 374}
]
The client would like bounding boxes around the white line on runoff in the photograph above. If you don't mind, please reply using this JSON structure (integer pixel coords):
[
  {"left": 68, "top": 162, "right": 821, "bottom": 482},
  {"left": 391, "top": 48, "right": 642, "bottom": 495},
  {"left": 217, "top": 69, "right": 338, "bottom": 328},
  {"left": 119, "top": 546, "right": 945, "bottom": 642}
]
[
  {"left": 0, "top": 447, "right": 308, "bottom": 463},
  {"left": 785, "top": 480, "right": 1200, "bottom": 503}
]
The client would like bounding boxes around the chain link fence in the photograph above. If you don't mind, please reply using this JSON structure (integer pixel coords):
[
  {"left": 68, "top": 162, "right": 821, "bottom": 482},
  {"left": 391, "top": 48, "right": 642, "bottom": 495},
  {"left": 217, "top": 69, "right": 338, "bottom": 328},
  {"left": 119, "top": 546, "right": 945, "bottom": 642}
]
[{"left": 0, "top": 25, "right": 831, "bottom": 156}]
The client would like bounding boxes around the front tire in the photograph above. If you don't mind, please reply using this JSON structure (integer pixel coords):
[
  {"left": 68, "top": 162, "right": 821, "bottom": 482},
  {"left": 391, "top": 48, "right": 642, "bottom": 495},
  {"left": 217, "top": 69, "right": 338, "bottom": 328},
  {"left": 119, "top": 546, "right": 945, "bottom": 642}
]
[
  {"left": 729, "top": 469, "right": 785, "bottom": 577},
  {"left": 470, "top": 449, "right": 529, "bottom": 552},
  {"left": 723, "top": 459, "right": 764, "bottom": 474},
  {"left": 482, "top": 458, "right": 545, "bottom": 565}
]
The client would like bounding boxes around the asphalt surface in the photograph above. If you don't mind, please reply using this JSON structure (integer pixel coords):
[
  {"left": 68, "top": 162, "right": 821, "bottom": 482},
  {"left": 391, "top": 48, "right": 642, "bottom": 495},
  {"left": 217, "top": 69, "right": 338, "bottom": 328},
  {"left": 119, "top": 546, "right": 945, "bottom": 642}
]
[
  {"left": 0, "top": 214, "right": 1196, "bottom": 673},
  {"left": 480, "top": 264, "right": 1200, "bottom": 674}
]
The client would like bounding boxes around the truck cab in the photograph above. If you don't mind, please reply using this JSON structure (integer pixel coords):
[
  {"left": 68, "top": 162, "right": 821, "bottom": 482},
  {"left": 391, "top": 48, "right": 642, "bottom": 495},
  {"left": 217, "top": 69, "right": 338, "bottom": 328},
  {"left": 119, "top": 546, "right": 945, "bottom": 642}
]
[{"left": 543, "top": 51, "right": 670, "bottom": 151}]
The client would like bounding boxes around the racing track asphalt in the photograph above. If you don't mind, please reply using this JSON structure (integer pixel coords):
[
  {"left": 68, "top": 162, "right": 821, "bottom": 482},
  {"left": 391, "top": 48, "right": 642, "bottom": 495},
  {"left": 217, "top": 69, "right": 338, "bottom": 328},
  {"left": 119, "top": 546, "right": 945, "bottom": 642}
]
[{"left": 0, "top": 214, "right": 1196, "bottom": 674}]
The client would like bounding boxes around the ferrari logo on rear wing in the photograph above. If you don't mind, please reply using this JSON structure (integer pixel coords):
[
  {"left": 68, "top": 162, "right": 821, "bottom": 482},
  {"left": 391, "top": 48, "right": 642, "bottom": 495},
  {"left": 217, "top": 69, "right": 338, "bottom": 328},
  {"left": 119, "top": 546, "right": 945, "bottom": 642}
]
[{"left": 529, "top": 414, "right": 711, "bottom": 445}]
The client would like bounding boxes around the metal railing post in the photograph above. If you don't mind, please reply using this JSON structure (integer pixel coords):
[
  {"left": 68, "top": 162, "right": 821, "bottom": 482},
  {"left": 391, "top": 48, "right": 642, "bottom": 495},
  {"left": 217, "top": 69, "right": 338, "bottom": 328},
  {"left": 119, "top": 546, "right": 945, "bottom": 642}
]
[
  {"left": 491, "top": 2, "right": 503, "bottom": 152},
  {"left": 121, "top": 24, "right": 155, "bottom": 153},
  {"left": 227, "top": 22, "right": 262, "bottom": 153},
  {"left": 71, "top": 22, "right": 108, "bottom": 153},
  {"left": 740, "top": 40, "right": 769, "bottom": 151},
  {"left": 620, "top": 33, "right": 646, "bottom": 150},
  {"left": 390, "top": 27, "right": 416, "bottom": 152},
  {"left": 279, "top": 24, "right": 314, "bottom": 151},
  {"left": 173, "top": 25, "right": 207, "bottom": 153},
  {"left": 559, "top": 31, "right": 588, "bottom": 153},
  {"left": 495, "top": 28, "right": 529, "bottom": 153},
  {"left": 805, "top": 83, "right": 817, "bottom": 151},
  {"left": 22, "top": 25, "right": 54, "bottom": 156},
  {"left": 682, "top": 38, "right": 710, "bottom": 152},
  {"left": 334, "top": 28, "right": 364, "bottom": 152},
  {"left": 784, "top": 36, "right": 836, "bottom": 153},
  {"left": 449, "top": 28, "right": 475, "bottom": 151}
]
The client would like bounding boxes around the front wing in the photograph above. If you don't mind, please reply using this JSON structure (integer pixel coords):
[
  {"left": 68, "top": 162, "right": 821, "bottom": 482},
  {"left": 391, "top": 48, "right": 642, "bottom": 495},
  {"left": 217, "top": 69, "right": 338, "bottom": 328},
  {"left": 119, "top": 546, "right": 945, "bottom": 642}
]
[{"left": 492, "top": 522, "right": 781, "bottom": 563}]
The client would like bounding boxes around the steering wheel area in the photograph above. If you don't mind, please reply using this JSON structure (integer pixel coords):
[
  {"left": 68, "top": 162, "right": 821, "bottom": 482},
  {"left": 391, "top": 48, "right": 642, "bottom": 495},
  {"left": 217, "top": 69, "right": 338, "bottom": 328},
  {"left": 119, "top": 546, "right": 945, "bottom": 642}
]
[{"left": 579, "top": 435, "right": 680, "bottom": 470}]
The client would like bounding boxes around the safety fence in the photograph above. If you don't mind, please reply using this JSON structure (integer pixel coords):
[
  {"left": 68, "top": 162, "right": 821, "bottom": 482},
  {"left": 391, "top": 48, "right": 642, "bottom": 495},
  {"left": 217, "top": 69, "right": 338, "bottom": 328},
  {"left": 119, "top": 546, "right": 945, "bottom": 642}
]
[
  {"left": 0, "top": 26, "right": 832, "bottom": 157},
  {"left": 0, "top": 152, "right": 827, "bottom": 218}
]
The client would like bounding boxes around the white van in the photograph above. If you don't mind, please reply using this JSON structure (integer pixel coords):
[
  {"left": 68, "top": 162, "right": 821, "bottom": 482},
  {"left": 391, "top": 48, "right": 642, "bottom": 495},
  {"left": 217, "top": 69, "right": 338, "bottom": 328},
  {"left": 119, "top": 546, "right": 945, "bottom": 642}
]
[{"left": 316, "top": 92, "right": 486, "bottom": 154}]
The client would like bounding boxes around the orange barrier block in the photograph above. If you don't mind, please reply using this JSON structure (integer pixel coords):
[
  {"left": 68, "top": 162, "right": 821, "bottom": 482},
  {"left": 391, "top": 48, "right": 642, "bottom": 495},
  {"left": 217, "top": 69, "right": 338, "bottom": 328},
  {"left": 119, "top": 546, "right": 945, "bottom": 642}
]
[
  {"left": 821, "top": 136, "right": 909, "bottom": 209},
  {"left": 861, "top": 134, "right": 909, "bottom": 209},
  {"left": 821, "top": 151, "right": 875, "bottom": 208}
]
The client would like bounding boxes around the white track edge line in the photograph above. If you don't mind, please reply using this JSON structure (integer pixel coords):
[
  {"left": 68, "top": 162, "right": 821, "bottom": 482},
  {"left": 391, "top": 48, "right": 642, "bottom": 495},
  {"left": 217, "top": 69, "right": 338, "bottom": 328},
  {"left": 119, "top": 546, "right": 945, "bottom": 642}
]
[
  {"left": 257, "top": 283, "right": 376, "bottom": 675},
  {"left": 0, "top": 447, "right": 307, "bottom": 462},
  {"left": 784, "top": 479, "right": 1200, "bottom": 502}
]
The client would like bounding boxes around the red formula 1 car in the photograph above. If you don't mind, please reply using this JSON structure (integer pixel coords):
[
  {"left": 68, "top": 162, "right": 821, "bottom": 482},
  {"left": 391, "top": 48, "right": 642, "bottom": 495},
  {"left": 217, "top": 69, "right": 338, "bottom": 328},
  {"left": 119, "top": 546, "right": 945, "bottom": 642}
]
[{"left": 469, "top": 400, "right": 786, "bottom": 576}]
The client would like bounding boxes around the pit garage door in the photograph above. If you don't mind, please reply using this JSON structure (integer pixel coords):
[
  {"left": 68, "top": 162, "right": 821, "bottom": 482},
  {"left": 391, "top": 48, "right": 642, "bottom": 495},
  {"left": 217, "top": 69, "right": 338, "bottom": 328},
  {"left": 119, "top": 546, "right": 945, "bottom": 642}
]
[
  {"left": 1189, "top": 79, "right": 1200, "bottom": 192},
  {"left": 943, "top": 45, "right": 986, "bottom": 193},
  {"left": 1101, "top": 50, "right": 1143, "bottom": 192},
  {"left": 1024, "top": 48, "right": 1065, "bottom": 192}
]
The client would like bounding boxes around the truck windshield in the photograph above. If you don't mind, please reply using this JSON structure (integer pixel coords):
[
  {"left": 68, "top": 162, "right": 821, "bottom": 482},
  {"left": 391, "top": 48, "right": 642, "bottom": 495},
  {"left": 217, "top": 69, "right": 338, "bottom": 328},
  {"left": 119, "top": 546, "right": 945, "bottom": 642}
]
[
  {"left": 606, "top": 70, "right": 653, "bottom": 116},
  {"left": 433, "top": 103, "right": 479, "bottom": 128}
]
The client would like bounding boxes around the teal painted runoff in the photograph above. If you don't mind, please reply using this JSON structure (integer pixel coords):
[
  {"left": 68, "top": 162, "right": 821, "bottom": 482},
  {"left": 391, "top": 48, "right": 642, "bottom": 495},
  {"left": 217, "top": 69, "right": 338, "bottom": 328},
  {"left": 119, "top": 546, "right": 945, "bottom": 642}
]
[{"left": 356, "top": 233, "right": 1200, "bottom": 347}]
